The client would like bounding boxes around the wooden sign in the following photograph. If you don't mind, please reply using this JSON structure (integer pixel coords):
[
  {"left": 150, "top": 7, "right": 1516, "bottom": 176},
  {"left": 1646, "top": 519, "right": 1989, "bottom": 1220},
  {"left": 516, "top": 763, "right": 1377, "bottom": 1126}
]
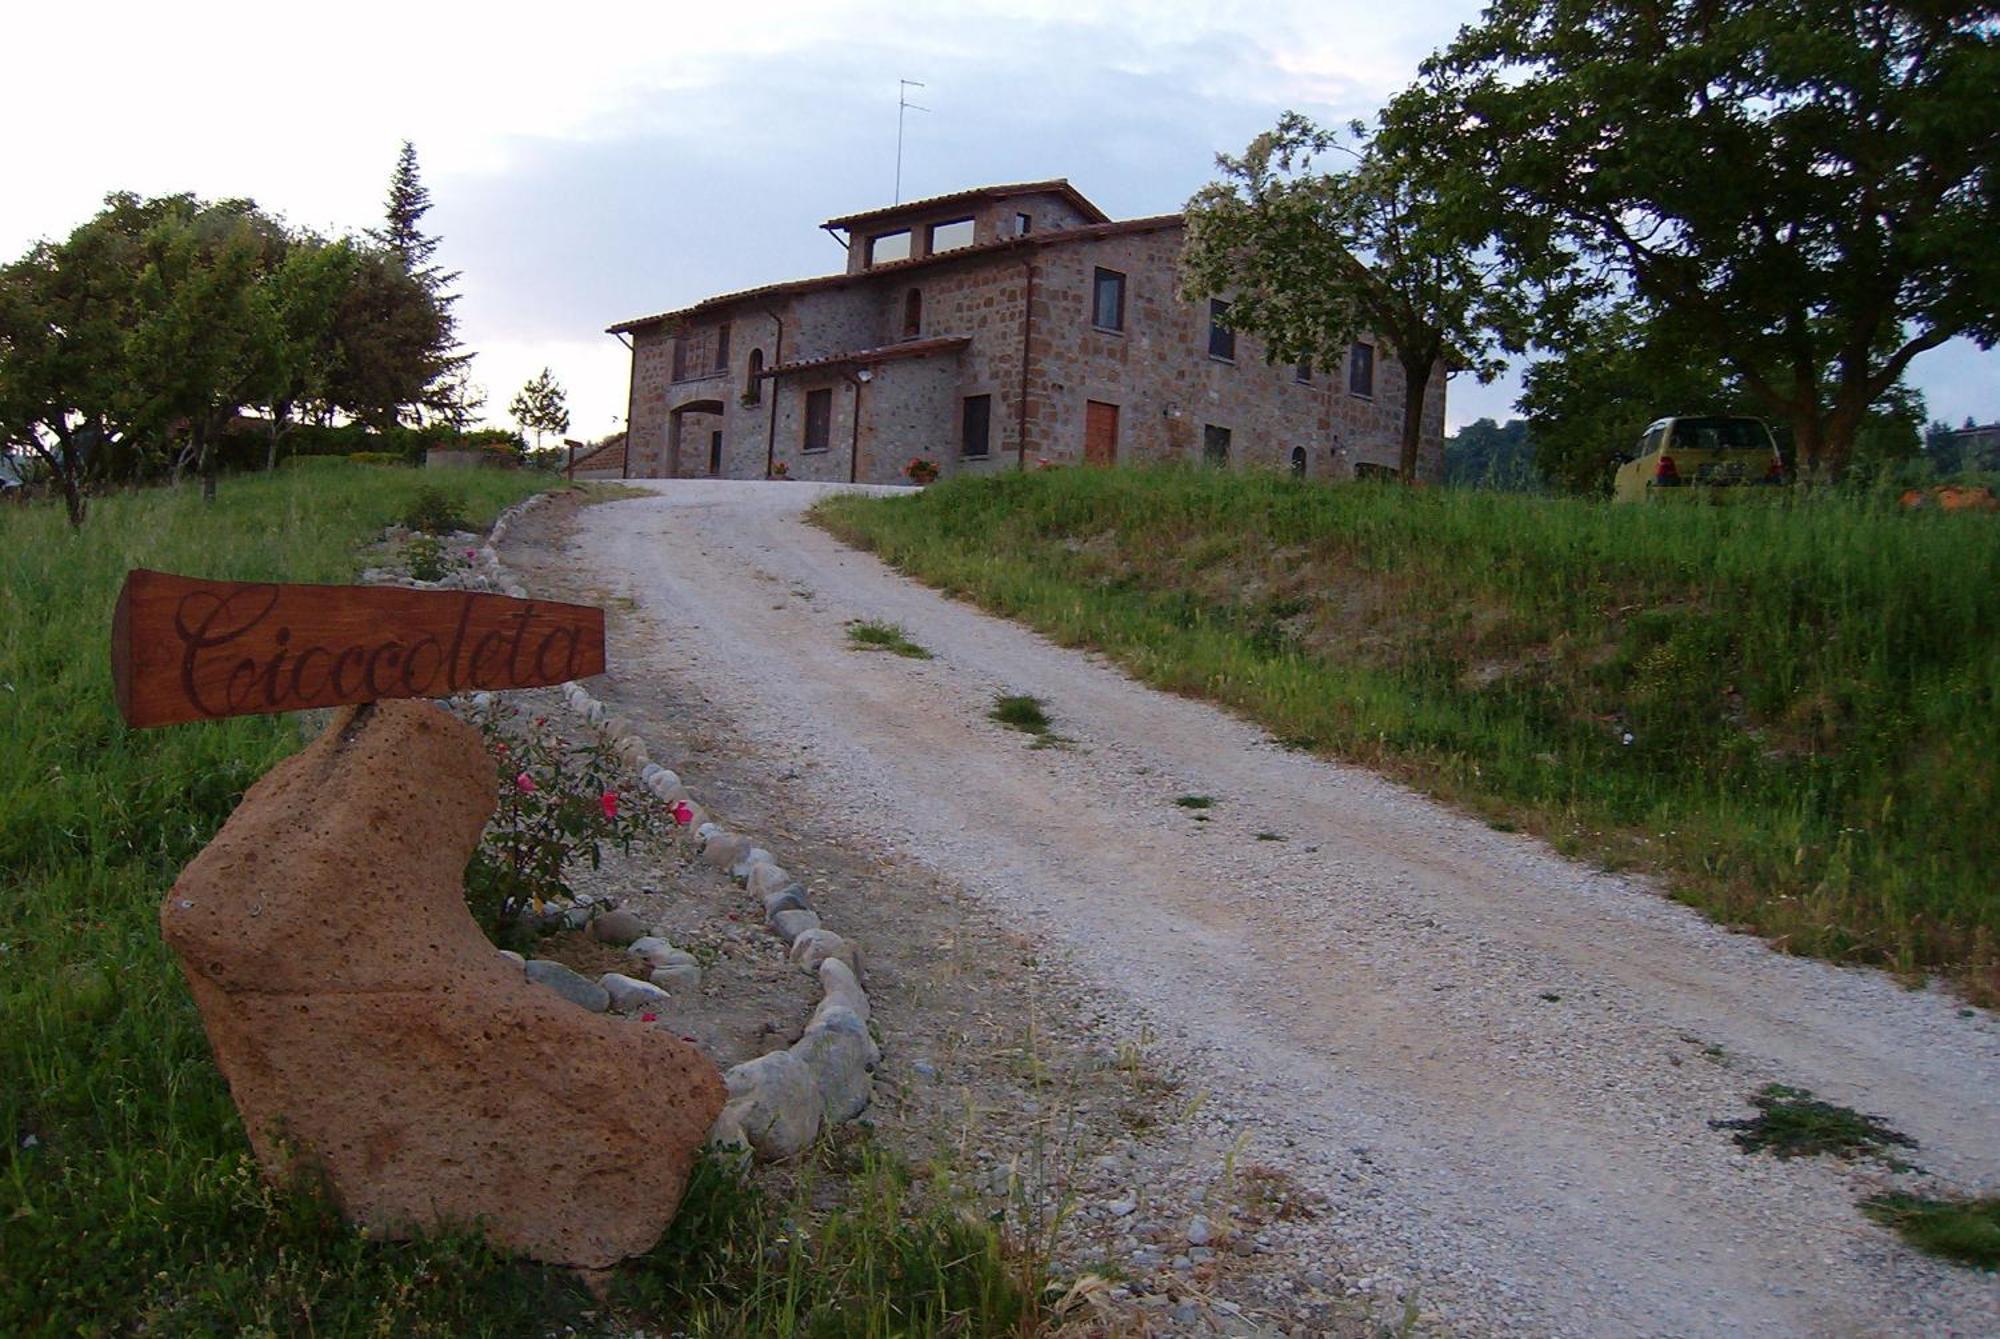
[{"left": 111, "top": 568, "right": 605, "bottom": 728}]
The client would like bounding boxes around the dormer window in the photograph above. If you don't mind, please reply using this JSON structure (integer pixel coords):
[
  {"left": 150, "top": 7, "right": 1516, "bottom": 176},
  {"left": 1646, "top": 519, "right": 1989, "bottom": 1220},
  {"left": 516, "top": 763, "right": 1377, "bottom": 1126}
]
[
  {"left": 903, "top": 289, "right": 923, "bottom": 340},
  {"left": 928, "top": 217, "right": 974, "bottom": 254},
  {"left": 867, "top": 230, "right": 911, "bottom": 267}
]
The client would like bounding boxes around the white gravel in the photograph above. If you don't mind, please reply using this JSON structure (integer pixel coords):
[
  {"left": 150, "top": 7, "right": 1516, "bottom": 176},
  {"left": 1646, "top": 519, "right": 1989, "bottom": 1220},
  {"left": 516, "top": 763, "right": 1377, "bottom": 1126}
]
[{"left": 578, "top": 478, "right": 2000, "bottom": 1338}]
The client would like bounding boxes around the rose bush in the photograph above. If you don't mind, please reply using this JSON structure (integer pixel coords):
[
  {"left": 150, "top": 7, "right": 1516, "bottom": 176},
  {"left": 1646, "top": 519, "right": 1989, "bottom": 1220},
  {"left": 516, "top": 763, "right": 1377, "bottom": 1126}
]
[{"left": 463, "top": 703, "right": 655, "bottom": 948}]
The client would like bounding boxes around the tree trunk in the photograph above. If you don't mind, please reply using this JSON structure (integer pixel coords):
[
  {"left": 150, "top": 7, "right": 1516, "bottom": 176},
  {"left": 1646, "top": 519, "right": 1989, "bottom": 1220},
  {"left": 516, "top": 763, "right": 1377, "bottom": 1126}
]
[
  {"left": 265, "top": 401, "right": 291, "bottom": 471},
  {"left": 1397, "top": 354, "right": 1430, "bottom": 483},
  {"left": 197, "top": 421, "right": 217, "bottom": 503},
  {"left": 61, "top": 477, "right": 87, "bottom": 529},
  {"left": 1790, "top": 409, "right": 1833, "bottom": 484}
]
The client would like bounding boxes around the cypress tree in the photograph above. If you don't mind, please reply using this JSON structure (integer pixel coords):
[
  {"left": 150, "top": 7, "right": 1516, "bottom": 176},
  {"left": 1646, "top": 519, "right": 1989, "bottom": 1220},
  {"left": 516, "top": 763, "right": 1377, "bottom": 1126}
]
[{"left": 370, "top": 140, "right": 469, "bottom": 424}]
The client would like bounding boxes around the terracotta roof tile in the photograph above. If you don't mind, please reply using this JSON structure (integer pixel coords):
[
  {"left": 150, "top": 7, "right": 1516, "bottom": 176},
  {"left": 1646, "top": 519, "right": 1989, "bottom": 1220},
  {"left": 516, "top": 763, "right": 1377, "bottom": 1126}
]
[
  {"left": 759, "top": 336, "right": 971, "bottom": 379},
  {"left": 607, "top": 214, "right": 1182, "bottom": 335}
]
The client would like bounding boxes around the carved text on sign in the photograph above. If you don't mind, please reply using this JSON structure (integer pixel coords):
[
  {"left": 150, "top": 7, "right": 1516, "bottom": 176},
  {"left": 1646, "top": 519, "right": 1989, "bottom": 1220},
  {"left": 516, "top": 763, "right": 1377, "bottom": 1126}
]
[{"left": 111, "top": 569, "right": 606, "bottom": 728}]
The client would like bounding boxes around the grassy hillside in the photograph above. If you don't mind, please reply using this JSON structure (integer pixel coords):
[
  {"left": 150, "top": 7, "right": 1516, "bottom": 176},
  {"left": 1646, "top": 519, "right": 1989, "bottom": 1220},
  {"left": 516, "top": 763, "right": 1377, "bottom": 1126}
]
[{"left": 815, "top": 467, "right": 2000, "bottom": 1003}]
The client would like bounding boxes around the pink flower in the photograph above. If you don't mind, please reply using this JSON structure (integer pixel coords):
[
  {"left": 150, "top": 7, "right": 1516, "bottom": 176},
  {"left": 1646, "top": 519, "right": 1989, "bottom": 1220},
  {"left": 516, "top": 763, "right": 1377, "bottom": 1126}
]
[
  {"left": 640, "top": 1012, "right": 658, "bottom": 1023},
  {"left": 464, "top": 549, "right": 477, "bottom": 560},
  {"left": 600, "top": 791, "right": 619, "bottom": 820},
  {"left": 514, "top": 772, "right": 537, "bottom": 793},
  {"left": 669, "top": 800, "right": 693, "bottom": 826}
]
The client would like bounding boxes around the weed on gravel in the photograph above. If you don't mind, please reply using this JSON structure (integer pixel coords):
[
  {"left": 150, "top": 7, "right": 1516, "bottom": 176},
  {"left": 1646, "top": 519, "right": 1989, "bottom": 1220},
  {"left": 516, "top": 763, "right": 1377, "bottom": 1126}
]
[
  {"left": 1710, "top": 1084, "right": 1919, "bottom": 1167},
  {"left": 1174, "top": 794, "right": 1214, "bottom": 810},
  {"left": 848, "top": 618, "right": 935, "bottom": 659},
  {"left": 991, "top": 693, "right": 1057, "bottom": 741},
  {"left": 1863, "top": 1193, "right": 2000, "bottom": 1270}
]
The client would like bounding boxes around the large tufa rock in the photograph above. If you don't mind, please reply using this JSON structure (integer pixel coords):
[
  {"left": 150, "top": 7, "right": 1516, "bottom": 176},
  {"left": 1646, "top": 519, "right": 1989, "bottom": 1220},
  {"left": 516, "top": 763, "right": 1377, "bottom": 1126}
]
[{"left": 160, "top": 700, "right": 725, "bottom": 1270}]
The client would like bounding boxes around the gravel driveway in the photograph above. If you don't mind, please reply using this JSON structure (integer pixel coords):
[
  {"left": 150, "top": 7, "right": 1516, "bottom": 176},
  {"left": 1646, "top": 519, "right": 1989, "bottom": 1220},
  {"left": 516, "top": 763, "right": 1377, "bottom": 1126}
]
[{"left": 574, "top": 479, "right": 1999, "bottom": 1337}]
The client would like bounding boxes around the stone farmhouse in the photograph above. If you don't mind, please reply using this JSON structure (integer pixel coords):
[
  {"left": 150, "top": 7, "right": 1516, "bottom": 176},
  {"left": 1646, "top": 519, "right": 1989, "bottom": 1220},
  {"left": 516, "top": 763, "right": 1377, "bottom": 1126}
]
[{"left": 607, "top": 180, "right": 1445, "bottom": 485}]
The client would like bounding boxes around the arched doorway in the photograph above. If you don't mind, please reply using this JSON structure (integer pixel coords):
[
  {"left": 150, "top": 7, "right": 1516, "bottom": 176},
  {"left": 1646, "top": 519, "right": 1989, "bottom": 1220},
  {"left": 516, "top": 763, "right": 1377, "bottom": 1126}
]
[
  {"left": 667, "top": 399, "right": 727, "bottom": 477},
  {"left": 1290, "top": 446, "right": 1307, "bottom": 478}
]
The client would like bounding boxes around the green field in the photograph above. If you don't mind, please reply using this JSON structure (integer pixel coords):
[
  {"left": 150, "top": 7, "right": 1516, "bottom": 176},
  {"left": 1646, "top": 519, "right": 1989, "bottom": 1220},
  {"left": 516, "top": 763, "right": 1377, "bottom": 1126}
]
[
  {"left": 815, "top": 467, "right": 2000, "bottom": 1003},
  {"left": 0, "top": 462, "right": 1043, "bottom": 1336}
]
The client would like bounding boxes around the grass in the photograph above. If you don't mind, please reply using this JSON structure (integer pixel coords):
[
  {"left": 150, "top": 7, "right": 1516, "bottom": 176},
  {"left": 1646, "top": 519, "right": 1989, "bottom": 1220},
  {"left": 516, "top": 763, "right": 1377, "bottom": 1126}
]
[
  {"left": 990, "top": 693, "right": 1054, "bottom": 737},
  {"left": 813, "top": 465, "right": 2000, "bottom": 1003},
  {"left": 847, "top": 618, "right": 934, "bottom": 659},
  {"left": 0, "top": 462, "right": 1054, "bottom": 1335},
  {"left": 1174, "top": 794, "right": 1214, "bottom": 809},
  {"left": 1863, "top": 1193, "right": 2000, "bottom": 1270},
  {"left": 1709, "top": 1084, "right": 1918, "bottom": 1167}
]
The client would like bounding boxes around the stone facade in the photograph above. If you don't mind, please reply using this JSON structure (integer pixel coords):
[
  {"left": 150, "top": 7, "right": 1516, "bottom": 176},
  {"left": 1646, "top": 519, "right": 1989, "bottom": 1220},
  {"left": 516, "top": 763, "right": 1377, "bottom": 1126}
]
[{"left": 612, "top": 180, "right": 1446, "bottom": 487}]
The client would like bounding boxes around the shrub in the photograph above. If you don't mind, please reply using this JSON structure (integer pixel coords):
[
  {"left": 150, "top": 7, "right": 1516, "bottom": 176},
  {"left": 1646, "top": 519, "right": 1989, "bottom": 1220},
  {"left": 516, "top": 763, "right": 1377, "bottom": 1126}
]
[
  {"left": 463, "top": 705, "right": 657, "bottom": 948},
  {"left": 405, "top": 534, "right": 447, "bottom": 582},
  {"left": 346, "top": 451, "right": 403, "bottom": 466},
  {"left": 403, "top": 486, "right": 465, "bottom": 535}
]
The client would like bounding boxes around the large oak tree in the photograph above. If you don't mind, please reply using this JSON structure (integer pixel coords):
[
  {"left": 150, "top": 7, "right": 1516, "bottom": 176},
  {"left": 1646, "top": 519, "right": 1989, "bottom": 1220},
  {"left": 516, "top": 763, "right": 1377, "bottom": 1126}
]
[{"left": 1389, "top": 0, "right": 1999, "bottom": 480}]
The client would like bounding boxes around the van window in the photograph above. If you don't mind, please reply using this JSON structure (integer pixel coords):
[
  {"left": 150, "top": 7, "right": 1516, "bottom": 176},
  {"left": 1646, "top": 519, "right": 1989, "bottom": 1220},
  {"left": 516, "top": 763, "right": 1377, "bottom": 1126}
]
[{"left": 1641, "top": 426, "right": 1666, "bottom": 456}]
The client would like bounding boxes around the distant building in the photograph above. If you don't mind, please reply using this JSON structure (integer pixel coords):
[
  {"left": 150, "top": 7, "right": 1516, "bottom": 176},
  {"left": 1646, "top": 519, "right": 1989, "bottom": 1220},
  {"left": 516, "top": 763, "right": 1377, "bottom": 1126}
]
[
  {"left": 1950, "top": 422, "right": 2000, "bottom": 469},
  {"left": 608, "top": 180, "right": 1445, "bottom": 486},
  {"left": 564, "top": 434, "right": 627, "bottom": 480}
]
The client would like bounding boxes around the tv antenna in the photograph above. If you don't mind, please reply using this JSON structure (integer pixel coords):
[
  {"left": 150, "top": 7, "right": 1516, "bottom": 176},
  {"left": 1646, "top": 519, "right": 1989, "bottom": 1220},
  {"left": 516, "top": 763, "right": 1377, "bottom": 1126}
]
[{"left": 895, "top": 79, "right": 928, "bottom": 203}]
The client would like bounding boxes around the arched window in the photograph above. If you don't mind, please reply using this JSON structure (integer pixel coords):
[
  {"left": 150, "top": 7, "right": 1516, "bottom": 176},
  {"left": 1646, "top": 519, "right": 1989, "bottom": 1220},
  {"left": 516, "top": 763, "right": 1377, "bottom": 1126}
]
[
  {"left": 744, "top": 348, "right": 764, "bottom": 404},
  {"left": 903, "top": 289, "right": 922, "bottom": 340},
  {"left": 1290, "top": 446, "right": 1307, "bottom": 478}
]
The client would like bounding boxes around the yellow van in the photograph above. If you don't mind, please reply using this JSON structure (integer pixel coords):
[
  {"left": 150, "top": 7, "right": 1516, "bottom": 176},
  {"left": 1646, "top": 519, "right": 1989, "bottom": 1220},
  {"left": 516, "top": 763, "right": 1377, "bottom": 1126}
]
[{"left": 1612, "top": 416, "right": 1784, "bottom": 502}]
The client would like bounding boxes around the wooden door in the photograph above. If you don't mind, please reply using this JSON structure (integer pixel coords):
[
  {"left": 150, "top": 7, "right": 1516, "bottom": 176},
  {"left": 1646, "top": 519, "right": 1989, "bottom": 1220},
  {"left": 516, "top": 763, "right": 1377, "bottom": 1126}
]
[{"left": 1084, "top": 400, "right": 1119, "bottom": 466}]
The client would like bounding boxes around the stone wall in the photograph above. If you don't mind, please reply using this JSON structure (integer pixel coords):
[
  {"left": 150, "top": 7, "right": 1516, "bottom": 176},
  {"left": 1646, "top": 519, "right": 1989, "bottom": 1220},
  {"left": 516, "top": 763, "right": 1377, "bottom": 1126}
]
[{"left": 769, "top": 378, "right": 861, "bottom": 484}]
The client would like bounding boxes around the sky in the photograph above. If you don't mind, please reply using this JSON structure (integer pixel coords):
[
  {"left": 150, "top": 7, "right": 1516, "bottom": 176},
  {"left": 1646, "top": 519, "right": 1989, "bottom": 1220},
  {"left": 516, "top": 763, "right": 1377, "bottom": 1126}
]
[{"left": 5, "top": 0, "right": 1993, "bottom": 440}]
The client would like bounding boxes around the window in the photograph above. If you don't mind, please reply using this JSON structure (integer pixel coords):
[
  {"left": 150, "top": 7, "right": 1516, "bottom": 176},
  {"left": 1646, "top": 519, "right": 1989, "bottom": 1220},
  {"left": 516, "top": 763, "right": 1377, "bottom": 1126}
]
[
  {"left": 928, "top": 217, "right": 975, "bottom": 254},
  {"left": 1208, "top": 300, "right": 1235, "bottom": 361},
  {"left": 1290, "top": 446, "right": 1307, "bottom": 477},
  {"left": 713, "top": 322, "right": 731, "bottom": 373},
  {"left": 803, "top": 388, "right": 832, "bottom": 452},
  {"left": 670, "top": 334, "right": 689, "bottom": 382},
  {"left": 867, "top": 230, "right": 911, "bottom": 266},
  {"left": 961, "top": 394, "right": 992, "bottom": 457},
  {"left": 1348, "top": 341, "right": 1375, "bottom": 397},
  {"left": 903, "top": 289, "right": 923, "bottom": 340},
  {"left": 744, "top": 348, "right": 764, "bottom": 403},
  {"left": 1295, "top": 359, "right": 1313, "bottom": 384},
  {"left": 1016, "top": 212, "right": 1033, "bottom": 236},
  {"left": 1203, "top": 424, "right": 1231, "bottom": 465},
  {"left": 708, "top": 430, "right": 723, "bottom": 474},
  {"left": 1092, "top": 268, "right": 1126, "bottom": 332}
]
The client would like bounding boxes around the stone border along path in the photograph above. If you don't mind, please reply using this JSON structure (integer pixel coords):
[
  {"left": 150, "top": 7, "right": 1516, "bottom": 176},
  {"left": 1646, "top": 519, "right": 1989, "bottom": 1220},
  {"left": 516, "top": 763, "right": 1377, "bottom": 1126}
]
[{"left": 475, "top": 490, "right": 878, "bottom": 1162}]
